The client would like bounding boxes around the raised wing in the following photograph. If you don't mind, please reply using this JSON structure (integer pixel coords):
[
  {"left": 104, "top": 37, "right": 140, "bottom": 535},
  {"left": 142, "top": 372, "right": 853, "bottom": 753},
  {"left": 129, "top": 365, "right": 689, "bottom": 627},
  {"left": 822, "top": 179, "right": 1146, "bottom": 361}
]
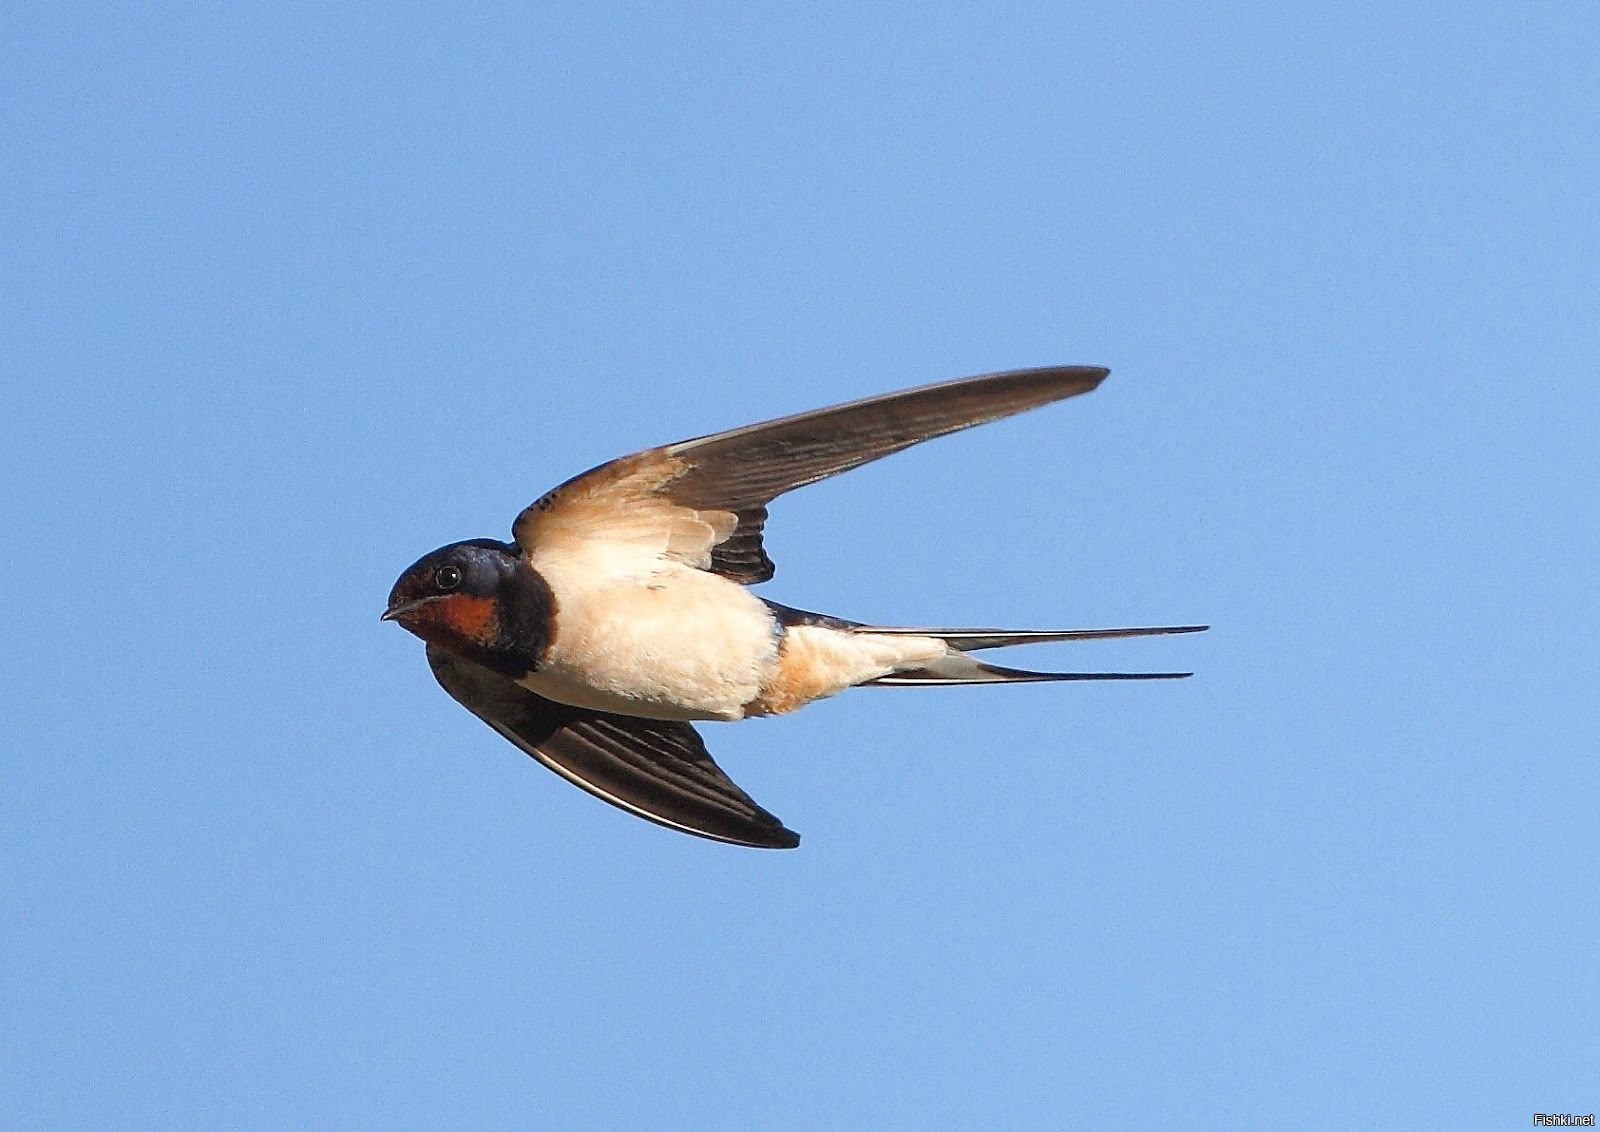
[
  {"left": 512, "top": 365, "right": 1108, "bottom": 584},
  {"left": 426, "top": 645, "right": 800, "bottom": 849}
]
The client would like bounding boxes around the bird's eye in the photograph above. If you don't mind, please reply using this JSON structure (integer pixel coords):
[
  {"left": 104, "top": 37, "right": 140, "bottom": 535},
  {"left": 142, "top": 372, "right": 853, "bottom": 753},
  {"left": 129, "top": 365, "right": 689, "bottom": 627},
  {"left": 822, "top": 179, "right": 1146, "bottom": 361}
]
[{"left": 433, "top": 565, "right": 463, "bottom": 592}]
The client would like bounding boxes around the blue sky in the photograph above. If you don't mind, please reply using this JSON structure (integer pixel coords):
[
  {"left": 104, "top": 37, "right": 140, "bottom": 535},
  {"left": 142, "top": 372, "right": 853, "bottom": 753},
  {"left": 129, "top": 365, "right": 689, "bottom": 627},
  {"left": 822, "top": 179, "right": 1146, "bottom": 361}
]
[{"left": 6, "top": 4, "right": 1597, "bottom": 1127}]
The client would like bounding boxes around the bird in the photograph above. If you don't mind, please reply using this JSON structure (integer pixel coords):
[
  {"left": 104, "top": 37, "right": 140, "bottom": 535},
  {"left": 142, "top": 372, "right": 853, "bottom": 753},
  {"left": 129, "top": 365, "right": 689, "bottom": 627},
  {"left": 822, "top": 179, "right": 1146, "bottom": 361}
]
[{"left": 383, "top": 365, "right": 1204, "bottom": 849}]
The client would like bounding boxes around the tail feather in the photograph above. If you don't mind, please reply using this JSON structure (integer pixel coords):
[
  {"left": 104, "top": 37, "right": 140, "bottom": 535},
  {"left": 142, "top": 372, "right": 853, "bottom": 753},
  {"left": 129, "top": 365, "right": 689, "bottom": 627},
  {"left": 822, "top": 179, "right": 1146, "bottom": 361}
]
[
  {"left": 868, "top": 656, "right": 1193, "bottom": 686},
  {"left": 763, "top": 600, "right": 1206, "bottom": 687},
  {"left": 860, "top": 623, "right": 1208, "bottom": 651}
]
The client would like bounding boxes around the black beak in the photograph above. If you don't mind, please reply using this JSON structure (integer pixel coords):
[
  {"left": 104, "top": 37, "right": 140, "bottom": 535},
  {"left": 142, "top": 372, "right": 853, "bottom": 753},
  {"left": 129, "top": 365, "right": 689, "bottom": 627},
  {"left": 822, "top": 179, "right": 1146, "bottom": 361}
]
[{"left": 381, "top": 594, "right": 447, "bottom": 622}]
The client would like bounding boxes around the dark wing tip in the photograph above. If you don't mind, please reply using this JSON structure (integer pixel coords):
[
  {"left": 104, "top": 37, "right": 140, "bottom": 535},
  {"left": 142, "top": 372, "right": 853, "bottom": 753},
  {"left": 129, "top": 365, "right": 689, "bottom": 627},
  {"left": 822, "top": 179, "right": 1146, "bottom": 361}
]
[
  {"left": 922, "top": 362, "right": 1109, "bottom": 401},
  {"left": 1061, "top": 363, "right": 1109, "bottom": 384},
  {"left": 766, "top": 826, "right": 802, "bottom": 850},
  {"left": 1014, "top": 362, "right": 1109, "bottom": 390},
  {"left": 672, "top": 811, "right": 799, "bottom": 850}
]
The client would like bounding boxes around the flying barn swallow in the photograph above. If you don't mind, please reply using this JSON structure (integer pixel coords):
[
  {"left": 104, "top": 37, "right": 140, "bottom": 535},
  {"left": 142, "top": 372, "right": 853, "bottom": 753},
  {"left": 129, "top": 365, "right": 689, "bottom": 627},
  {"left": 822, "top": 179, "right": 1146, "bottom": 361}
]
[{"left": 384, "top": 365, "right": 1204, "bottom": 849}]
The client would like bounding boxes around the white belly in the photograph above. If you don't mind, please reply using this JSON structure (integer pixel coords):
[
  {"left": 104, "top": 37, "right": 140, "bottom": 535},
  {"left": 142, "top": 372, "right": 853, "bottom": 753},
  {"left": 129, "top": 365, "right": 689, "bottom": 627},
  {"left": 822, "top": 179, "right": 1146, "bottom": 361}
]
[{"left": 521, "top": 557, "right": 781, "bottom": 721}]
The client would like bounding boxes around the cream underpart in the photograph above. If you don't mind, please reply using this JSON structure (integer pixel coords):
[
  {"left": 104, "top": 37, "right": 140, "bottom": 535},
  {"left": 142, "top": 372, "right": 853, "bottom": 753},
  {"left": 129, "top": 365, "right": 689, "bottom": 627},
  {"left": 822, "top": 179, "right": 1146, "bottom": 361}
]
[
  {"left": 746, "top": 626, "right": 948, "bottom": 717},
  {"left": 523, "top": 542, "right": 781, "bottom": 721},
  {"left": 521, "top": 537, "right": 953, "bottom": 721},
  {"left": 518, "top": 460, "right": 955, "bottom": 721}
]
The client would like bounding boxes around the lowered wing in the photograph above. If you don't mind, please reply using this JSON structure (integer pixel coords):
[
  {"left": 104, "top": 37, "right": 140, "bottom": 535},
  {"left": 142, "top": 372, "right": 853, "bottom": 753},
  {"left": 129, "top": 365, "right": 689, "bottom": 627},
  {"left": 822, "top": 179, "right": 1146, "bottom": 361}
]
[{"left": 427, "top": 645, "right": 799, "bottom": 849}]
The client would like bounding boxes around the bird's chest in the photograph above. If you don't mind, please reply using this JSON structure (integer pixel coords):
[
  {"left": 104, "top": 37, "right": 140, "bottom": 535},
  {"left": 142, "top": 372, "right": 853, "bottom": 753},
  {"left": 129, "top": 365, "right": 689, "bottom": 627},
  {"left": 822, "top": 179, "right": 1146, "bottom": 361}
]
[{"left": 522, "top": 556, "right": 781, "bottom": 721}]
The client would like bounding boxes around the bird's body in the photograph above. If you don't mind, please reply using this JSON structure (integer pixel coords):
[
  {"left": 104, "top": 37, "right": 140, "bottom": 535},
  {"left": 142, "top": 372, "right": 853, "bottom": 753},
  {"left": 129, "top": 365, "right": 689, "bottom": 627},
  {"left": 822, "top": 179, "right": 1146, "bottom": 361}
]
[
  {"left": 521, "top": 563, "right": 949, "bottom": 723},
  {"left": 385, "top": 365, "right": 1204, "bottom": 848},
  {"left": 524, "top": 562, "right": 779, "bottom": 722}
]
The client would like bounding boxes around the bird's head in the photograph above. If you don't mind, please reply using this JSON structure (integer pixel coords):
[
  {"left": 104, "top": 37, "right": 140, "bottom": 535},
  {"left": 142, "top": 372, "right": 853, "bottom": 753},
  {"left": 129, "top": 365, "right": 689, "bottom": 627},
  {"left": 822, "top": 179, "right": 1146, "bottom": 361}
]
[{"left": 383, "top": 539, "right": 552, "bottom": 674}]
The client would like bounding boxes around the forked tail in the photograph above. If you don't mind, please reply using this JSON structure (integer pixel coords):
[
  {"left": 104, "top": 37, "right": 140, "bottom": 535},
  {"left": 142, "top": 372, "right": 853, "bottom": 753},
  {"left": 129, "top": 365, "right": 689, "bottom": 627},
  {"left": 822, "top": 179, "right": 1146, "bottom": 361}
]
[
  {"left": 863, "top": 622, "right": 1207, "bottom": 685},
  {"left": 762, "top": 602, "right": 1207, "bottom": 686}
]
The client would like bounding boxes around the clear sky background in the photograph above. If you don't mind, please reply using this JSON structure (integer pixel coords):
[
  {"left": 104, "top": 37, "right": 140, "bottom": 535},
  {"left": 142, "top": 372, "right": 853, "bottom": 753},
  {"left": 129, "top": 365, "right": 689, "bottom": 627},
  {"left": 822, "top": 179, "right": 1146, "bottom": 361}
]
[{"left": 6, "top": 4, "right": 1597, "bottom": 1128}]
